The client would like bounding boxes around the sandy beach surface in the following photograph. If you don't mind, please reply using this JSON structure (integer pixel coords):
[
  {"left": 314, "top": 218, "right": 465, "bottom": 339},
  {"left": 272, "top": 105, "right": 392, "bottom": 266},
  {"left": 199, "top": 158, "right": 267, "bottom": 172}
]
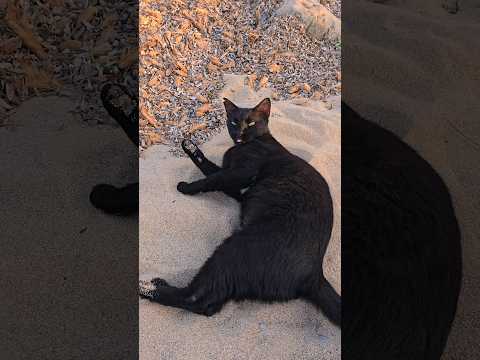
[
  {"left": 1, "top": 96, "right": 138, "bottom": 358},
  {"left": 139, "top": 74, "right": 341, "bottom": 359}
]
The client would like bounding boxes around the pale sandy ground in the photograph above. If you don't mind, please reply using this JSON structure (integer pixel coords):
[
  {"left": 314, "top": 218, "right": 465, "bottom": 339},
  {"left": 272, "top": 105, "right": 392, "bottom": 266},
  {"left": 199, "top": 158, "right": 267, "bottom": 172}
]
[
  {"left": 344, "top": 1, "right": 480, "bottom": 359},
  {"left": 139, "top": 74, "right": 341, "bottom": 360},
  {"left": 0, "top": 97, "right": 138, "bottom": 358}
]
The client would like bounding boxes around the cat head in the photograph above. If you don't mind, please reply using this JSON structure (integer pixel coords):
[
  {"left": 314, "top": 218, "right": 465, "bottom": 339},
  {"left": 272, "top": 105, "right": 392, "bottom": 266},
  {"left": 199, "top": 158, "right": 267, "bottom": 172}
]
[{"left": 223, "top": 98, "right": 271, "bottom": 144}]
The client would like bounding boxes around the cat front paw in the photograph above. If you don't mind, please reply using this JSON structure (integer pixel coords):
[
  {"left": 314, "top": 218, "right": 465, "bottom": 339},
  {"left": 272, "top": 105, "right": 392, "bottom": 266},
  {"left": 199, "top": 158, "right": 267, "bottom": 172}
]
[
  {"left": 177, "top": 181, "right": 197, "bottom": 195},
  {"left": 181, "top": 139, "right": 205, "bottom": 163}
]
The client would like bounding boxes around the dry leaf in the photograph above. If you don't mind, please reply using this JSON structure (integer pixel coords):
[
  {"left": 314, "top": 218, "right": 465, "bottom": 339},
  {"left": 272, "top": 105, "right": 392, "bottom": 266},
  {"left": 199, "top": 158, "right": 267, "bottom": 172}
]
[
  {"left": 103, "top": 14, "right": 118, "bottom": 28},
  {"left": 92, "top": 42, "right": 111, "bottom": 56},
  {"left": 157, "top": 101, "right": 170, "bottom": 108},
  {"left": 278, "top": 51, "right": 295, "bottom": 59},
  {"left": 259, "top": 76, "right": 269, "bottom": 88},
  {"left": 196, "top": 37, "right": 208, "bottom": 49},
  {"left": 197, "top": 94, "right": 209, "bottom": 103},
  {"left": 61, "top": 39, "right": 82, "bottom": 50},
  {"left": 174, "top": 68, "right": 188, "bottom": 77},
  {"left": 248, "top": 31, "right": 259, "bottom": 45},
  {"left": 0, "top": 98, "right": 13, "bottom": 110},
  {"left": 21, "top": 62, "right": 60, "bottom": 91},
  {"left": 148, "top": 76, "right": 161, "bottom": 87},
  {"left": 223, "top": 31, "right": 234, "bottom": 39},
  {"left": 336, "top": 71, "right": 341, "bottom": 81},
  {"left": 269, "top": 63, "right": 282, "bottom": 73},
  {"left": 195, "top": 8, "right": 209, "bottom": 17},
  {"left": 0, "top": 37, "right": 20, "bottom": 55},
  {"left": 288, "top": 85, "right": 300, "bottom": 94},
  {"left": 303, "top": 83, "right": 311, "bottom": 92},
  {"left": 223, "top": 60, "right": 235, "bottom": 69},
  {"left": 189, "top": 122, "right": 207, "bottom": 133},
  {"left": 175, "top": 77, "right": 184, "bottom": 87},
  {"left": 148, "top": 132, "right": 163, "bottom": 143},
  {"left": 119, "top": 48, "right": 137, "bottom": 69},
  {"left": 141, "top": 106, "right": 157, "bottom": 126},
  {"left": 210, "top": 56, "right": 222, "bottom": 66},
  {"left": 144, "top": 9, "right": 164, "bottom": 25},
  {"left": 5, "top": 83, "right": 16, "bottom": 102},
  {"left": 176, "top": 62, "right": 188, "bottom": 73},
  {"left": 256, "top": 8, "right": 261, "bottom": 25},
  {"left": 196, "top": 103, "right": 212, "bottom": 117},
  {"left": 292, "top": 97, "right": 309, "bottom": 106},
  {"left": 247, "top": 74, "right": 257, "bottom": 89},
  {"left": 183, "top": 13, "right": 206, "bottom": 35},
  {"left": 5, "top": 3, "right": 47, "bottom": 59},
  {"left": 48, "top": 0, "right": 65, "bottom": 6},
  {"left": 207, "top": 62, "right": 217, "bottom": 73},
  {"left": 78, "top": 6, "right": 98, "bottom": 25}
]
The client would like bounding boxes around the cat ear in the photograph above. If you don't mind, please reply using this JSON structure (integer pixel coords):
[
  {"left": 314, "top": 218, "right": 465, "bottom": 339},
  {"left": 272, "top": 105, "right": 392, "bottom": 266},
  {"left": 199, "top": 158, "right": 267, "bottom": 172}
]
[
  {"left": 253, "top": 98, "right": 271, "bottom": 119},
  {"left": 223, "top": 98, "right": 238, "bottom": 115}
]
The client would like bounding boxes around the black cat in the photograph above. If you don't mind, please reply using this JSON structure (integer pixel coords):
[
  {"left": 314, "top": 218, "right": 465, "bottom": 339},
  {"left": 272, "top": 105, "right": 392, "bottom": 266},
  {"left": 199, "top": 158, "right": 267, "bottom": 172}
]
[
  {"left": 89, "top": 84, "right": 138, "bottom": 215},
  {"left": 139, "top": 98, "right": 341, "bottom": 326},
  {"left": 342, "top": 102, "right": 462, "bottom": 359}
]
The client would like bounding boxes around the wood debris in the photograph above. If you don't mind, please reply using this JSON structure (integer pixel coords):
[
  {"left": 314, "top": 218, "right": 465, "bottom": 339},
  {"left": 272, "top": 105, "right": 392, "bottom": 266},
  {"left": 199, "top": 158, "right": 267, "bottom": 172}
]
[
  {"left": 196, "top": 103, "right": 212, "bottom": 117},
  {"left": 269, "top": 63, "right": 282, "bottom": 73},
  {"left": 141, "top": 105, "right": 157, "bottom": 127},
  {"left": 21, "top": 62, "right": 60, "bottom": 91},
  {"left": 139, "top": 0, "right": 341, "bottom": 153},
  {"left": 259, "top": 76, "right": 269, "bottom": 88},
  {"left": 5, "top": 2, "right": 47, "bottom": 60},
  {"left": 288, "top": 85, "right": 301, "bottom": 94},
  {"left": 189, "top": 122, "right": 207, "bottom": 134},
  {"left": 1, "top": 0, "right": 138, "bottom": 125}
]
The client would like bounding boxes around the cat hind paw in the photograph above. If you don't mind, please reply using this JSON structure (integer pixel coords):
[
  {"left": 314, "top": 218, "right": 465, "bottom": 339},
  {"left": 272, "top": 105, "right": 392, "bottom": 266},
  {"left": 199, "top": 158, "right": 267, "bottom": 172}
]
[{"left": 139, "top": 278, "right": 168, "bottom": 299}]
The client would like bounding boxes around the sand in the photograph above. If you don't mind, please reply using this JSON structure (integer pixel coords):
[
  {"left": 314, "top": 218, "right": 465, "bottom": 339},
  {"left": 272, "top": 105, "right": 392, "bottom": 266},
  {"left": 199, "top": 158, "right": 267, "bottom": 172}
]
[
  {"left": 343, "top": 1, "right": 480, "bottom": 359},
  {"left": 0, "top": 96, "right": 138, "bottom": 358},
  {"left": 139, "top": 74, "right": 341, "bottom": 360}
]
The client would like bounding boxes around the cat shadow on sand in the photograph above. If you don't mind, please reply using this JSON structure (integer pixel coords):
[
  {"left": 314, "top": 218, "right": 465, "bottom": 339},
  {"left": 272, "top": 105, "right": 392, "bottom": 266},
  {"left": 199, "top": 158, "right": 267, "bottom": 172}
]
[{"left": 89, "top": 84, "right": 139, "bottom": 216}]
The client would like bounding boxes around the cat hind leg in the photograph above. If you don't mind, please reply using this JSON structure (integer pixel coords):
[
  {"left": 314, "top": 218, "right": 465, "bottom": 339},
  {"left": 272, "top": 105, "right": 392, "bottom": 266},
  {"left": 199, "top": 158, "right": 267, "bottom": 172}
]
[
  {"left": 139, "top": 240, "right": 242, "bottom": 316},
  {"left": 139, "top": 276, "right": 227, "bottom": 317}
]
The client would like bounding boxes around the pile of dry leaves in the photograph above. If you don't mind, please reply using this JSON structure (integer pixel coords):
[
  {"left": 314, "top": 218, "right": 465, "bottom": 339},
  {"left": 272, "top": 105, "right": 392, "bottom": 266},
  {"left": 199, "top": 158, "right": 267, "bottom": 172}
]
[
  {"left": 0, "top": 0, "right": 137, "bottom": 127},
  {"left": 139, "top": 0, "right": 341, "bottom": 150},
  {"left": 1, "top": 0, "right": 340, "bottom": 153}
]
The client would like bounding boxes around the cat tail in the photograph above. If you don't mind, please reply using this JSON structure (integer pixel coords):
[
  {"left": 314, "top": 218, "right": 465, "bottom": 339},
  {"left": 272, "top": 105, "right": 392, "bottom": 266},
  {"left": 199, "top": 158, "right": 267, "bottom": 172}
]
[{"left": 307, "top": 277, "right": 341, "bottom": 327}]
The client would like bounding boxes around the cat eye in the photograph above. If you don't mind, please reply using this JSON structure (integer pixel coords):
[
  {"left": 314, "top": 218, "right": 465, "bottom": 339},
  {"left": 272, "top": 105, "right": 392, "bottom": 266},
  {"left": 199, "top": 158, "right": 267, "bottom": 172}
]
[{"left": 231, "top": 121, "right": 237, "bottom": 125}]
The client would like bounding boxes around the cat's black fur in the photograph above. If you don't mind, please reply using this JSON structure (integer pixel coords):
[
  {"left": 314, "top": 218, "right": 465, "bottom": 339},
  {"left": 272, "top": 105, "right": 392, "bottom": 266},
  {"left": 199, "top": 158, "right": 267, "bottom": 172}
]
[
  {"left": 139, "top": 98, "right": 341, "bottom": 326},
  {"left": 342, "top": 102, "right": 462, "bottom": 359},
  {"left": 89, "top": 84, "right": 138, "bottom": 215}
]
